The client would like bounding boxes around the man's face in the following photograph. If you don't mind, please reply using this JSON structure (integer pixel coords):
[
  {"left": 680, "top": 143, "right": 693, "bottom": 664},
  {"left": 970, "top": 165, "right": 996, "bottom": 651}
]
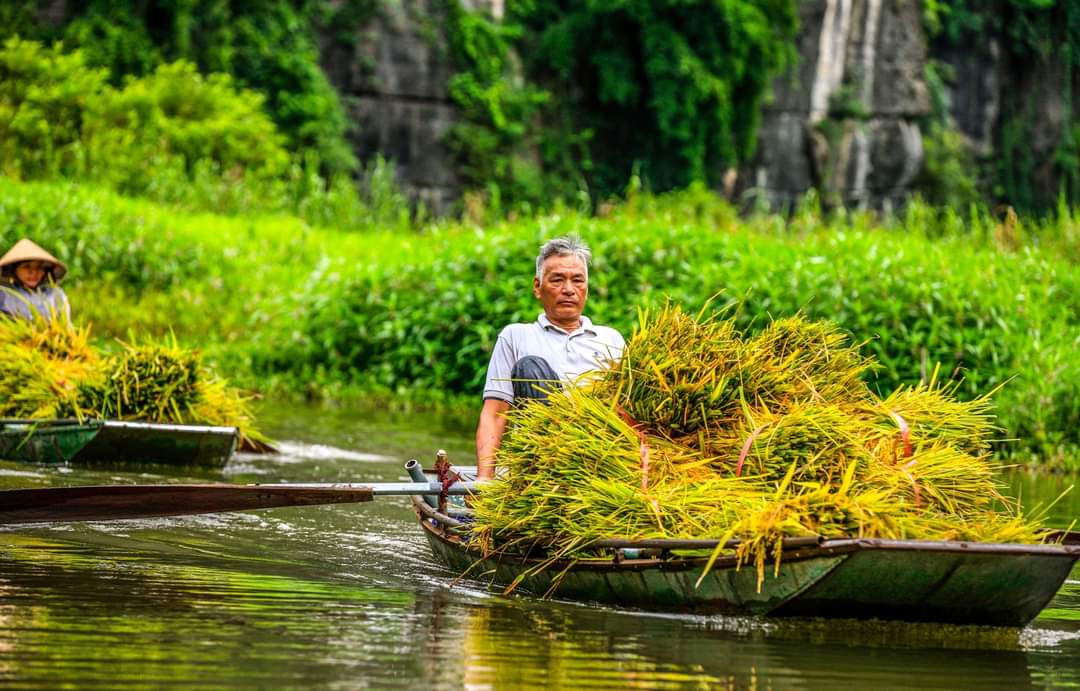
[{"left": 533, "top": 254, "right": 588, "bottom": 329}]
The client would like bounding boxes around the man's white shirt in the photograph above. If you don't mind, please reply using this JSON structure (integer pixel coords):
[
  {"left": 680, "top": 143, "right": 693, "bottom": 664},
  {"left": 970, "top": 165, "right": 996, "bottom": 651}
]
[{"left": 482, "top": 313, "right": 625, "bottom": 402}]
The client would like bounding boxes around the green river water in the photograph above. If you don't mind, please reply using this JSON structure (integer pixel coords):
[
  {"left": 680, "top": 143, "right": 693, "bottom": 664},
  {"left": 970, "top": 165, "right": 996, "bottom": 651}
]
[{"left": 0, "top": 401, "right": 1078, "bottom": 689}]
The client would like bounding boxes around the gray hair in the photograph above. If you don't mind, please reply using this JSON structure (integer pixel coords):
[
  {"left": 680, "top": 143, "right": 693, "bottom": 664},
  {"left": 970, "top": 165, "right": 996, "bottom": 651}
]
[{"left": 535, "top": 236, "right": 591, "bottom": 281}]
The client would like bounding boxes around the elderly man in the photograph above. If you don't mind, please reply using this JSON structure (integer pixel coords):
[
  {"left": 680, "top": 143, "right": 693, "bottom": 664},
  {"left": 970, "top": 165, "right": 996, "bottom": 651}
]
[{"left": 475, "top": 236, "right": 624, "bottom": 480}]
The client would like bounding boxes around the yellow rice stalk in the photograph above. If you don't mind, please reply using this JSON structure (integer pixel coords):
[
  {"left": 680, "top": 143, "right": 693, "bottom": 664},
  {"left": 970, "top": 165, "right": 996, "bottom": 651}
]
[
  {"left": 863, "top": 371, "right": 998, "bottom": 456},
  {"left": 895, "top": 511, "right": 1047, "bottom": 544},
  {"left": 0, "top": 346, "right": 79, "bottom": 418},
  {"left": 743, "top": 314, "right": 876, "bottom": 407},
  {"left": 0, "top": 312, "right": 97, "bottom": 363},
  {"left": 703, "top": 461, "right": 907, "bottom": 590},
  {"left": 191, "top": 376, "right": 270, "bottom": 450},
  {"left": 706, "top": 400, "right": 866, "bottom": 486},
  {"left": 0, "top": 316, "right": 97, "bottom": 418},
  {"left": 599, "top": 302, "right": 746, "bottom": 435},
  {"left": 862, "top": 443, "right": 1005, "bottom": 516}
]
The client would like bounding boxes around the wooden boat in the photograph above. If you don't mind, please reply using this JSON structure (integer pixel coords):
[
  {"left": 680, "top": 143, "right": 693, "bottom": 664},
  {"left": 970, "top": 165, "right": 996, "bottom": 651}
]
[
  {"left": 0, "top": 418, "right": 238, "bottom": 467},
  {"left": 410, "top": 468, "right": 1080, "bottom": 627}
]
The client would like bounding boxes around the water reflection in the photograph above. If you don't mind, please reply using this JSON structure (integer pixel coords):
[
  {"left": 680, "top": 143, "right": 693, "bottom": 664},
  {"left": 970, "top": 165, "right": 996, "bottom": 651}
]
[
  {"left": 0, "top": 400, "right": 1077, "bottom": 688},
  {"left": 419, "top": 591, "right": 1058, "bottom": 690}
]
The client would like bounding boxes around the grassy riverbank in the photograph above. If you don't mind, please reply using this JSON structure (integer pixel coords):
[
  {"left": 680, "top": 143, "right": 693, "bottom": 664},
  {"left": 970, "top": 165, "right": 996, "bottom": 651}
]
[{"left": 1, "top": 178, "right": 1078, "bottom": 469}]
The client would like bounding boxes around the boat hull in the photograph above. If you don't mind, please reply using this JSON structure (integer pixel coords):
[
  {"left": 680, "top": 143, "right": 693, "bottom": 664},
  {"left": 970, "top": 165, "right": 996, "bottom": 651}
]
[
  {"left": 769, "top": 539, "right": 1078, "bottom": 626},
  {"left": 0, "top": 420, "right": 100, "bottom": 464},
  {"left": 0, "top": 419, "right": 237, "bottom": 467},
  {"left": 413, "top": 496, "right": 1080, "bottom": 626}
]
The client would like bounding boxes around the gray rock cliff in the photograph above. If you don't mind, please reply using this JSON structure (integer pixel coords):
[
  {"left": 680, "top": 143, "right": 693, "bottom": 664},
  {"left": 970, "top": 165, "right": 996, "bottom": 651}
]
[{"left": 744, "top": 0, "right": 929, "bottom": 210}]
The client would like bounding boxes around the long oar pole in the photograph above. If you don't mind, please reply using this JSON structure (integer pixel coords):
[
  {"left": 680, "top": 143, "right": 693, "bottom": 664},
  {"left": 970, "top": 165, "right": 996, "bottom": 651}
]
[{"left": 0, "top": 481, "right": 478, "bottom": 526}]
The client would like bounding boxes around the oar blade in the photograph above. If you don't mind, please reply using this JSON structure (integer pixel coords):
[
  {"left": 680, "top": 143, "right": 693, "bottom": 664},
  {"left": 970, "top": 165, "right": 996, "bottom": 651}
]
[{"left": 0, "top": 484, "right": 376, "bottom": 525}]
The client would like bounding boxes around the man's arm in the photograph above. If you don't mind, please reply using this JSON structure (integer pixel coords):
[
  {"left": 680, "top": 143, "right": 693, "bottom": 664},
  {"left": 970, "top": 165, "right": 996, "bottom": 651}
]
[{"left": 476, "top": 398, "right": 511, "bottom": 480}]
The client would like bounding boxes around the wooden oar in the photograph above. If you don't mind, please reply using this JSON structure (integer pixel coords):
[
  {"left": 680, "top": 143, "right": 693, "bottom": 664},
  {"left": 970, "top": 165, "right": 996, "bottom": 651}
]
[{"left": 0, "top": 481, "right": 477, "bottom": 525}]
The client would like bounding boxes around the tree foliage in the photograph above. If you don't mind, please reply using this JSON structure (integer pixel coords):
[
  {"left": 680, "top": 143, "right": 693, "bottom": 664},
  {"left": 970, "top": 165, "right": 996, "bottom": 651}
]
[
  {"left": 0, "top": 37, "right": 287, "bottom": 190},
  {"left": 439, "top": 0, "right": 798, "bottom": 207},
  {"left": 506, "top": 0, "right": 799, "bottom": 197},
  {"left": 1, "top": 0, "right": 356, "bottom": 176}
]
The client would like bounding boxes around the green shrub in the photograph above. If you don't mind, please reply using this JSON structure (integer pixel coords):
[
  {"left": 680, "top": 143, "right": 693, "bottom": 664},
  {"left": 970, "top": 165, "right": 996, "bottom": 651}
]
[
  {"left": 0, "top": 38, "right": 288, "bottom": 187},
  {"left": 0, "top": 39, "right": 407, "bottom": 230},
  {"left": 0, "top": 178, "right": 210, "bottom": 291},
  {"left": 5, "top": 1, "right": 358, "bottom": 178},
  {"left": 0, "top": 178, "right": 416, "bottom": 346},
  {"left": 0, "top": 37, "right": 108, "bottom": 179},
  {"left": 84, "top": 61, "right": 289, "bottom": 192}
]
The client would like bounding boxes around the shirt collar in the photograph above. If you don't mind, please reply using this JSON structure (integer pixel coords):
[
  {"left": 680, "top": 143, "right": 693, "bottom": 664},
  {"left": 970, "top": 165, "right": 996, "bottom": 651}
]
[{"left": 538, "top": 312, "right": 595, "bottom": 336}]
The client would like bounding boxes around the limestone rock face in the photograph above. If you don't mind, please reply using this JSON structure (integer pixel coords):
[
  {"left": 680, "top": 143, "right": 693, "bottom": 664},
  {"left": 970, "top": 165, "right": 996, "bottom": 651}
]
[
  {"left": 934, "top": 40, "right": 1002, "bottom": 156},
  {"left": 321, "top": 0, "right": 1078, "bottom": 213},
  {"left": 742, "top": 0, "right": 930, "bottom": 209},
  {"left": 323, "top": 0, "right": 934, "bottom": 212},
  {"left": 319, "top": 0, "right": 465, "bottom": 213}
]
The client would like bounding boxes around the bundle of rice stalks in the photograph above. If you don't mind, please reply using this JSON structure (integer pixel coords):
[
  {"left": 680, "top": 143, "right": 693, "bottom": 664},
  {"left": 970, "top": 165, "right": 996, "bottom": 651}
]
[
  {"left": 706, "top": 400, "right": 865, "bottom": 484},
  {"left": 862, "top": 369, "right": 998, "bottom": 457},
  {"left": 895, "top": 510, "right": 1048, "bottom": 545},
  {"left": 704, "top": 464, "right": 907, "bottom": 589},
  {"left": 0, "top": 316, "right": 96, "bottom": 418},
  {"left": 599, "top": 302, "right": 745, "bottom": 435},
  {"left": 77, "top": 336, "right": 201, "bottom": 422},
  {"left": 862, "top": 443, "right": 1004, "bottom": 516},
  {"left": 0, "top": 317, "right": 269, "bottom": 446},
  {"left": 743, "top": 314, "right": 876, "bottom": 406},
  {"left": 470, "top": 382, "right": 766, "bottom": 556},
  {"left": 0, "top": 345, "right": 80, "bottom": 418},
  {"left": 191, "top": 374, "right": 273, "bottom": 450},
  {"left": 0, "top": 313, "right": 97, "bottom": 364}
]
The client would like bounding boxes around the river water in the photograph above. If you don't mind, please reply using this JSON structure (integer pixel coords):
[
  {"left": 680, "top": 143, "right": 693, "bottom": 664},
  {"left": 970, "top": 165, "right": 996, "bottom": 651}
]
[{"left": 0, "top": 402, "right": 1077, "bottom": 689}]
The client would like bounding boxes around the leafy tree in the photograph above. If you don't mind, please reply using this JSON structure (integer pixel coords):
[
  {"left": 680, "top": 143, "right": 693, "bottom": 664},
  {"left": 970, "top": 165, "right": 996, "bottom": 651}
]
[
  {"left": 508, "top": 0, "right": 799, "bottom": 196},
  {"left": 0, "top": 37, "right": 108, "bottom": 179},
  {"left": 4, "top": 1, "right": 355, "bottom": 176},
  {"left": 0, "top": 38, "right": 289, "bottom": 193}
]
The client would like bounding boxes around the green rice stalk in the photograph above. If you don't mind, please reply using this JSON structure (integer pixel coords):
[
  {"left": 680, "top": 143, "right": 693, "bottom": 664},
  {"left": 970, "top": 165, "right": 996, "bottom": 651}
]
[
  {"left": 706, "top": 400, "right": 866, "bottom": 486},
  {"left": 863, "top": 369, "right": 998, "bottom": 457},
  {"left": 743, "top": 314, "right": 876, "bottom": 407},
  {"left": 598, "top": 302, "right": 746, "bottom": 435}
]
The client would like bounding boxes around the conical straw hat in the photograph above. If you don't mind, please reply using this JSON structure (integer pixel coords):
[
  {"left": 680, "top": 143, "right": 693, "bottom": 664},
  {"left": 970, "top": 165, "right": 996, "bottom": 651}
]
[{"left": 0, "top": 238, "right": 67, "bottom": 282}]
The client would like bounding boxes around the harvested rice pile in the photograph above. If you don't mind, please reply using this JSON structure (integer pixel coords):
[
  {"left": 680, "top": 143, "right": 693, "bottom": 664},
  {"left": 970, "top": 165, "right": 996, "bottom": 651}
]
[
  {"left": 470, "top": 303, "right": 1051, "bottom": 586},
  {"left": 0, "top": 317, "right": 270, "bottom": 450}
]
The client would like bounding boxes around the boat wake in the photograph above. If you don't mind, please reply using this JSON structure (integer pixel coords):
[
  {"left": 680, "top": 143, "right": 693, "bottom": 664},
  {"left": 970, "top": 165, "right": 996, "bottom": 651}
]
[
  {"left": 235, "top": 441, "right": 395, "bottom": 464},
  {"left": 0, "top": 468, "right": 46, "bottom": 478}
]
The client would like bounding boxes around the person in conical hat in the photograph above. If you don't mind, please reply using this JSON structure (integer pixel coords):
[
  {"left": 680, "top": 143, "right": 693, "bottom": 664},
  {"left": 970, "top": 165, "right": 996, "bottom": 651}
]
[{"left": 0, "top": 238, "right": 71, "bottom": 324}]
